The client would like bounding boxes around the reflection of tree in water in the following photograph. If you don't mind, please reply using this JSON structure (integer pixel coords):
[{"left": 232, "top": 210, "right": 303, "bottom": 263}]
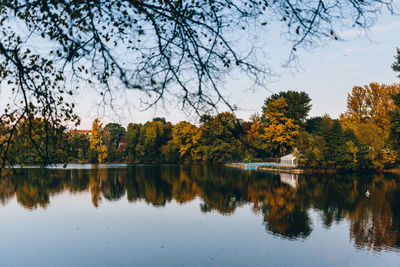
[
  {"left": 298, "top": 173, "right": 400, "bottom": 250},
  {"left": 101, "top": 168, "right": 126, "bottom": 201},
  {"left": 296, "top": 174, "right": 363, "bottom": 228},
  {"left": 68, "top": 169, "right": 90, "bottom": 192},
  {"left": 89, "top": 170, "right": 102, "bottom": 208},
  {"left": 348, "top": 175, "right": 400, "bottom": 250},
  {"left": 12, "top": 170, "right": 66, "bottom": 209},
  {"left": 1, "top": 166, "right": 400, "bottom": 249},
  {"left": 125, "top": 166, "right": 172, "bottom": 207},
  {"left": 391, "top": 187, "right": 400, "bottom": 248},
  {"left": 194, "top": 166, "right": 247, "bottom": 215},
  {"left": 260, "top": 185, "right": 312, "bottom": 239},
  {"left": 88, "top": 167, "right": 127, "bottom": 207},
  {"left": 0, "top": 173, "right": 15, "bottom": 206}
]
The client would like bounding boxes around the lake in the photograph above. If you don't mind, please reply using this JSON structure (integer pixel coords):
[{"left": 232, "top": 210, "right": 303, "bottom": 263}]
[{"left": 0, "top": 164, "right": 399, "bottom": 266}]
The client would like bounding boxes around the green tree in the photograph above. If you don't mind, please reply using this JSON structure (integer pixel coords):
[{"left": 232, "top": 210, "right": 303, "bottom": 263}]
[
  {"left": 70, "top": 132, "right": 90, "bottom": 160},
  {"left": 305, "top": 116, "right": 325, "bottom": 135},
  {"left": 296, "top": 131, "right": 327, "bottom": 169},
  {"left": 9, "top": 118, "right": 69, "bottom": 166},
  {"left": 126, "top": 123, "right": 142, "bottom": 163},
  {"left": 392, "top": 48, "right": 400, "bottom": 77},
  {"left": 199, "top": 112, "right": 242, "bottom": 162},
  {"left": 160, "top": 142, "right": 180, "bottom": 164},
  {"left": 241, "top": 114, "right": 263, "bottom": 160},
  {"left": 389, "top": 94, "right": 400, "bottom": 150},
  {"left": 307, "top": 116, "right": 371, "bottom": 170},
  {"left": 153, "top": 117, "right": 167, "bottom": 125},
  {"left": 136, "top": 121, "right": 166, "bottom": 163},
  {"left": 104, "top": 123, "right": 126, "bottom": 149},
  {"left": 104, "top": 123, "right": 126, "bottom": 161}
]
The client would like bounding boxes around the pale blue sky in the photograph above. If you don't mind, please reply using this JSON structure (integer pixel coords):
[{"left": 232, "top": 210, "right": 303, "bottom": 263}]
[{"left": 1, "top": 9, "right": 399, "bottom": 129}]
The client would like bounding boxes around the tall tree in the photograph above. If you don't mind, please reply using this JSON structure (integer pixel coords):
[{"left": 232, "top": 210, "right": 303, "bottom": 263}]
[
  {"left": 70, "top": 132, "right": 90, "bottom": 160},
  {"left": 90, "top": 119, "right": 108, "bottom": 163},
  {"left": 171, "top": 121, "right": 200, "bottom": 162},
  {"left": 262, "top": 91, "right": 312, "bottom": 124},
  {"left": 126, "top": 123, "right": 142, "bottom": 163},
  {"left": 257, "top": 98, "right": 300, "bottom": 156},
  {"left": 136, "top": 121, "right": 166, "bottom": 163}
]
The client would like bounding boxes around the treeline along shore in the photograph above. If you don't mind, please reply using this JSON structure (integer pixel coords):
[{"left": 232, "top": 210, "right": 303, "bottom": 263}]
[{"left": 3, "top": 83, "right": 400, "bottom": 172}]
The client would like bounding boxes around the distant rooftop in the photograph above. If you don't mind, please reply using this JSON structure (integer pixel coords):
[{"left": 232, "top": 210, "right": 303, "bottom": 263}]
[{"left": 70, "top": 129, "right": 92, "bottom": 134}]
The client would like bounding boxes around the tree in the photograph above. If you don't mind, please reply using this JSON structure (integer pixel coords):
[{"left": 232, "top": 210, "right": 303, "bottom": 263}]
[
  {"left": 262, "top": 91, "right": 312, "bottom": 124},
  {"left": 257, "top": 98, "right": 300, "bottom": 156},
  {"left": 296, "top": 131, "right": 327, "bottom": 169},
  {"left": 200, "top": 112, "right": 240, "bottom": 144},
  {"left": 339, "top": 83, "right": 400, "bottom": 169},
  {"left": 305, "top": 116, "right": 325, "bottom": 135},
  {"left": 104, "top": 123, "right": 126, "bottom": 149},
  {"left": 103, "top": 123, "right": 126, "bottom": 161},
  {"left": 389, "top": 94, "right": 400, "bottom": 150},
  {"left": 318, "top": 116, "right": 373, "bottom": 169},
  {"left": 0, "top": 0, "right": 394, "bottom": 167},
  {"left": 241, "top": 113, "right": 263, "bottom": 159},
  {"left": 9, "top": 118, "right": 69, "bottom": 166},
  {"left": 171, "top": 121, "right": 200, "bottom": 162},
  {"left": 153, "top": 118, "right": 167, "bottom": 125},
  {"left": 126, "top": 123, "right": 142, "bottom": 162},
  {"left": 392, "top": 48, "right": 400, "bottom": 77},
  {"left": 160, "top": 142, "right": 180, "bottom": 164},
  {"left": 199, "top": 112, "right": 242, "bottom": 162},
  {"left": 136, "top": 121, "right": 166, "bottom": 163},
  {"left": 340, "top": 83, "right": 400, "bottom": 137},
  {"left": 90, "top": 119, "right": 108, "bottom": 163},
  {"left": 70, "top": 132, "right": 90, "bottom": 160}
]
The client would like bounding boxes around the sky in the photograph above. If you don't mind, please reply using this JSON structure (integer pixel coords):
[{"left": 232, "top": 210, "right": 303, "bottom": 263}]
[{"left": 1, "top": 7, "right": 400, "bottom": 129}]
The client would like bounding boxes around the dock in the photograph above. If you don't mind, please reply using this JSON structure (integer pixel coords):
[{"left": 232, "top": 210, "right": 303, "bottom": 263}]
[{"left": 226, "top": 162, "right": 304, "bottom": 174}]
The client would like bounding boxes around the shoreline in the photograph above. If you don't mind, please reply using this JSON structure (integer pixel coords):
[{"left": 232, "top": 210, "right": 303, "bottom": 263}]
[
  {"left": 225, "top": 162, "right": 305, "bottom": 174},
  {"left": 225, "top": 162, "right": 400, "bottom": 174},
  {"left": 6, "top": 161, "right": 400, "bottom": 174}
]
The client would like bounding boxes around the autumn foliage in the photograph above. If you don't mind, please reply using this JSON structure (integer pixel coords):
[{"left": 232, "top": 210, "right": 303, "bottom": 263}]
[{"left": 3, "top": 85, "right": 400, "bottom": 171}]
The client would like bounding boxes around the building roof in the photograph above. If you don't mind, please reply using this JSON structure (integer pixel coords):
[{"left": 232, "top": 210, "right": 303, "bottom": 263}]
[
  {"left": 280, "top": 154, "right": 296, "bottom": 160},
  {"left": 70, "top": 129, "right": 92, "bottom": 134}
]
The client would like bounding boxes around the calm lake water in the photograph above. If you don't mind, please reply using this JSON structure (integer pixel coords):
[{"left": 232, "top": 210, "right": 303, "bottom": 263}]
[{"left": 0, "top": 164, "right": 400, "bottom": 266}]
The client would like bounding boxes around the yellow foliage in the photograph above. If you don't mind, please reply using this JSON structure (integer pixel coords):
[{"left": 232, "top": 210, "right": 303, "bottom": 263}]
[
  {"left": 171, "top": 121, "right": 201, "bottom": 161},
  {"left": 90, "top": 118, "right": 108, "bottom": 163},
  {"left": 346, "top": 140, "right": 358, "bottom": 164},
  {"left": 258, "top": 98, "right": 300, "bottom": 155},
  {"left": 98, "top": 145, "right": 108, "bottom": 163},
  {"left": 341, "top": 83, "right": 400, "bottom": 137}
]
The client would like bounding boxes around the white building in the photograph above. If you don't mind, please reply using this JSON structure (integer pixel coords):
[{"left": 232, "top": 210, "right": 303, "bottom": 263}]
[{"left": 280, "top": 154, "right": 297, "bottom": 167}]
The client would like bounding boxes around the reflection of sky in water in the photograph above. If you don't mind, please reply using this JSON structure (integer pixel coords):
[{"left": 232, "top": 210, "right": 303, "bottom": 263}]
[{"left": 0, "top": 190, "right": 399, "bottom": 266}]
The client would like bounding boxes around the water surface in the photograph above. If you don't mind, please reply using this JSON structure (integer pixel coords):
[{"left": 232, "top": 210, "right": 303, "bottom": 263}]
[{"left": 0, "top": 165, "right": 399, "bottom": 266}]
